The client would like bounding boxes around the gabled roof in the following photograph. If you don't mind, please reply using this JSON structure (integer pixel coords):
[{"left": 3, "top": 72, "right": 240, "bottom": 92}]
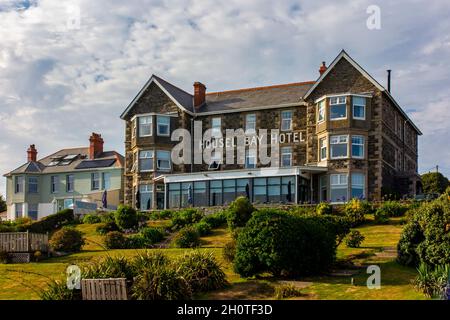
[
  {"left": 4, "top": 147, "right": 124, "bottom": 177},
  {"left": 120, "top": 74, "right": 194, "bottom": 119},
  {"left": 304, "top": 50, "right": 422, "bottom": 135}
]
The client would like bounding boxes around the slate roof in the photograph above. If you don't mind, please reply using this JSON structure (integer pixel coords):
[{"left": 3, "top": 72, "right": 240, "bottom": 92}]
[{"left": 5, "top": 147, "right": 124, "bottom": 177}]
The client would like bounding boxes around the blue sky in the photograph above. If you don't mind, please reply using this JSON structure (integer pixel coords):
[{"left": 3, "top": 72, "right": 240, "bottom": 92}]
[{"left": 0, "top": 0, "right": 449, "bottom": 197}]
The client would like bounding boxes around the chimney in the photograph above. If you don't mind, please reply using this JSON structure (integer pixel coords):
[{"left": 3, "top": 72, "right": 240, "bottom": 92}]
[
  {"left": 387, "top": 69, "right": 392, "bottom": 92},
  {"left": 319, "top": 61, "right": 327, "bottom": 76},
  {"left": 27, "top": 144, "right": 37, "bottom": 162},
  {"left": 193, "top": 82, "right": 206, "bottom": 109},
  {"left": 89, "top": 133, "right": 104, "bottom": 159}
]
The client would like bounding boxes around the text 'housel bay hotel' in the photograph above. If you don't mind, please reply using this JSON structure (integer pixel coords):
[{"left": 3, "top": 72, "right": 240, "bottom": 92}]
[{"left": 120, "top": 50, "right": 421, "bottom": 210}]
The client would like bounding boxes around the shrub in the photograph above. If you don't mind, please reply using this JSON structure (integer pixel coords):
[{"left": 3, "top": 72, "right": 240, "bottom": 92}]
[
  {"left": 194, "top": 221, "right": 212, "bottom": 236},
  {"left": 397, "top": 198, "right": 449, "bottom": 267},
  {"left": 345, "top": 230, "right": 365, "bottom": 248},
  {"left": 374, "top": 208, "right": 389, "bottom": 224},
  {"left": 82, "top": 256, "right": 135, "bottom": 280},
  {"left": 82, "top": 214, "right": 101, "bottom": 224},
  {"left": 312, "top": 215, "right": 351, "bottom": 247},
  {"left": 172, "top": 226, "right": 201, "bottom": 248},
  {"left": 201, "top": 211, "right": 228, "bottom": 228},
  {"left": 414, "top": 263, "right": 449, "bottom": 298},
  {"left": 25, "top": 209, "right": 74, "bottom": 233},
  {"left": 289, "top": 206, "right": 316, "bottom": 217},
  {"left": 140, "top": 227, "right": 165, "bottom": 245},
  {"left": 0, "top": 222, "right": 16, "bottom": 233},
  {"left": 274, "top": 284, "right": 302, "bottom": 300},
  {"left": 132, "top": 266, "right": 192, "bottom": 300},
  {"left": 421, "top": 172, "right": 449, "bottom": 195},
  {"left": 104, "top": 231, "right": 128, "bottom": 249},
  {"left": 114, "top": 205, "right": 138, "bottom": 230},
  {"left": 0, "top": 250, "right": 10, "bottom": 264},
  {"left": 149, "top": 210, "right": 173, "bottom": 220},
  {"left": 131, "top": 251, "right": 169, "bottom": 273},
  {"left": 222, "top": 240, "right": 236, "bottom": 263},
  {"left": 227, "top": 196, "right": 255, "bottom": 230},
  {"left": 176, "top": 251, "right": 228, "bottom": 293},
  {"left": 316, "top": 202, "right": 332, "bottom": 215},
  {"left": 49, "top": 227, "right": 85, "bottom": 253},
  {"left": 96, "top": 221, "right": 120, "bottom": 235},
  {"left": 100, "top": 212, "right": 115, "bottom": 224},
  {"left": 233, "top": 209, "right": 336, "bottom": 277},
  {"left": 377, "top": 201, "right": 407, "bottom": 217},
  {"left": 40, "top": 280, "right": 81, "bottom": 300},
  {"left": 343, "top": 199, "right": 370, "bottom": 226},
  {"left": 171, "top": 208, "right": 204, "bottom": 229}
]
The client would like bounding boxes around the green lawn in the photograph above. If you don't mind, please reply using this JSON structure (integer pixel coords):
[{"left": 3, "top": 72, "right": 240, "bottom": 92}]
[{"left": 0, "top": 218, "right": 426, "bottom": 300}]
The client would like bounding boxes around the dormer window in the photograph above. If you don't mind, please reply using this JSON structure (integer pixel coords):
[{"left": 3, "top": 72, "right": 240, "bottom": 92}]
[{"left": 330, "top": 96, "right": 347, "bottom": 120}]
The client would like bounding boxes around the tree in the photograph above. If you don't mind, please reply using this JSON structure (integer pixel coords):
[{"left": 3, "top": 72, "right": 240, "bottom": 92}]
[
  {"left": 0, "top": 194, "right": 6, "bottom": 212},
  {"left": 421, "top": 172, "right": 449, "bottom": 194}
]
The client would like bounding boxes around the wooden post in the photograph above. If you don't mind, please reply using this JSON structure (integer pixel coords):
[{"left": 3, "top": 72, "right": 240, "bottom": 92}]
[{"left": 26, "top": 230, "right": 31, "bottom": 253}]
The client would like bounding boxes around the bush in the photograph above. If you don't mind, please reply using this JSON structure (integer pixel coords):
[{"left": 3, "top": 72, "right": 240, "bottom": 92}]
[
  {"left": 222, "top": 240, "right": 236, "bottom": 263},
  {"left": 377, "top": 201, "right": 407, "bottom": 217},
  {"left": 414, "top": 263, "right": 449, "bottom": 298},
  {"left": 194, "top": 221, "right": 212, "bottom": 236},
  {"left": 227, "top": 196, "right": 255, "bottom": 230},
  {"left": 104, "top": 231, "right": 128, "bottom": 249},
  {"left": 96, "top": 221, "right": 120, "bottom": 235},
  {"left": 171, "top": 208, "right": 204, "bottom": 230},
  {"left": 114, "top": 205, "right": 138, "bottom": 230},
  {"left": 274, "top": 284, "right": 302, "bottom": 299},
  {"left": 172, "top": 226, "right": 201, "bottom": 248},
  {"left": 345, "top": 230, "right": 365, "bottom": 248},
  {"left": 343, "top": 199, "right": 371, "bottom": 226},
  {"left": 0, "top": 250, "right": 10, "bottom": 264},
  {"left": 289, "top": 206, "right": 316, "bottom": 216},
  {"left": 131, "top": 251, "right": 169, "bottom": 273},
  {"left": 40, "top": 280, "right": 81, "bottom": 300},
  {"left": 25, "top": 209, "right": 74, "bottom": 233},
  {"left": 149, "top": 210, "right": 173, "bottom": 220},
  {"left": 397, "top": 198, "right": 449, "bottom": 267},
  {"left": 201, "top": 211, "right": 228, "bottom": 228},
  {"left": 140, "top": 227, "right": 165, "bottom": 245},
  {"left": 421, "top": 172, "right": 449, "bottom": 195},
  {"left": 374, "top": 208, "right": 389, "bottom": 224},
  {"left": 132, "top": 266, "right": 192, "bottom": 300},
  {"left": 49, "top": 227, "right": 85, "bottom": 253},
  {"left": 100, "top": 212, "right": 115, "bottom": 224},
  {"left": 82, "top": 214, "right": 101, "bottom": 224},
  {"left": 312, "top": 215, "right": 351, "bottom": 247},
  {"left": 233, "top": 209, "right": 336, "bottom": 277},
  {"left": 176, "top": 251, "right": 228, "bottom": 293},
  {"left": 83, "top": 256, "right": 135, "bottom": 280},
  {"left": 316, "top": 202, "right": 332, "bottom": 215}
]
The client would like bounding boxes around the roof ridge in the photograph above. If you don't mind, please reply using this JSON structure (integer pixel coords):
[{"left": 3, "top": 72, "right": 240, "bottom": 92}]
[
  {"left": 154, "top": 75, "right": 193, "bottom": 97},
  {"left": 206, "top": 81, "right": 315, "bottom": 96}
]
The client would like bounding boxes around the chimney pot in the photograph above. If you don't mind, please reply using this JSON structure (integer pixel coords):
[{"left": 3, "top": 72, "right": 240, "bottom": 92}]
[
  {"left": 319, "top": 61, "right": 327, "bottom": 76},
  {"left": 27, "top": 144, "right": 37, "bottom": 162},
  {"left": 89, "top": 133, "right": 104, "bottom": 159},
  {"left": 193, "top": 82, "right": 206, "bottom": 109}
]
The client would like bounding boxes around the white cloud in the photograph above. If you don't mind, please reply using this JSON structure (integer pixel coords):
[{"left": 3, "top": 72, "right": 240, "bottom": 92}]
[{"left": 1, "top": 0, "right": 450, "bottom": 198}]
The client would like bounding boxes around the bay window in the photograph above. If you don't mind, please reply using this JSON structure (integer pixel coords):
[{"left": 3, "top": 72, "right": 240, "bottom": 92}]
[
  {"left": 319, "top": 137, "right": 327, "bottom": 161},
  {"left": 353, "top": 96, "right": 366, "bottom": 120},
  {"left": 140, "top": 184, "right": 153, "bottom": 210},
  {"left": 330, "top": 135, "right": 348, "bottom": 159},
  {"left": 157, "top": 116, "right": 170, "bottom": 136},
  {"left": 330, "top": 173, "right": 348, "bottom": 203},
  {"left": 28, "top": 176, "right": 38, "bottom": 193},
  {"left": 51, "top": 175, "right": 59, "bottom": 193},
  {"left": 66, "top": 175, "right": 74, "bottom": 192},
  {"left": 91, "top": 172, "right": 100, "bottom": 190},
  {"left": 330, "top": 96, "right": 347, "bottom": 120},
  {"left": 318, "top": 100, "right": 325, "bottom": 122},
  {"left": 15, "top": 176, "right": 24, "bottom": 193},
  {"left": 351, "top": 173, "right": 365, "bottom": 199},
  {"left": 156, "top": 150, "right": 171, "bottom": 170},
  {"left": 351, "top": 136, "right": 365, "bottom": 158},
  {"left": 139, "top": 150, "right": 154, "bottom": 171},
  {"left": 139, "top": 116, "right": 152, "bottom": 137}
]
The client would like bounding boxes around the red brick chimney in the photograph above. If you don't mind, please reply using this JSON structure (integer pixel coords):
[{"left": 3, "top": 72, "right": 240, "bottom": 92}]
[
  {"left": 89, "top": 133, "right": 104, "bottom": 159},
  {"left": 27, "top": 144, "right": 37, "bottom": 162},
  {"left": 193, "top": 82, "right": 206, "bottom": 109},
  {"left": 319, "top": 61, "right": 327, "bottom": 76}
]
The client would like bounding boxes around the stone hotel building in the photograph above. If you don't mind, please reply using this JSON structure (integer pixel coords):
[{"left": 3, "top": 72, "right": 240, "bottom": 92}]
[{"left": 120, "top": 50, "right": 421, "bottom": 210}]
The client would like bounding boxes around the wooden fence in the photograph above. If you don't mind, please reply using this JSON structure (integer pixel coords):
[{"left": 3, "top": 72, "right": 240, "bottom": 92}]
[
  {"left": 0, "top": 232, "right": 49, "bottom": 253},
  {"left": 81, "top": 278, "right": 128, "bottom": 300}
]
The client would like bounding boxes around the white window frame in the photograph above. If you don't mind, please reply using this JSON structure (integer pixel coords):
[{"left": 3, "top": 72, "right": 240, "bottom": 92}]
[
  {"left": 245, "top": 114, "right": 256, "bottom": 133},
  {"left": 319, "top": 137, "right": 327, "bottom": 161},
  {"left": 15, "top": 176, "right": 24, "bottom": 194},
  {"left": 281, "top": 147, "right": 293, "bottom": 167},
  {"left": 139, "top": 116, "right": 152, "bottom": 137},
  {"left": 211, "top": 117, "right": 222, "bottom": 134},
  {"left": 317, "top": 100, "right": 326, "bottom": 123},
  {"left": 51, "top": 175, "right": 59, "bottom": 194},
  {"left": 91, "top": 172, "right": 100, "bottom": 191},
  {"left": 330, "top": 173, "right": 348, "bottom": 203},
  {"left": 351, "top": 135, "right": 365, "bottom": 159},
  {"left": 156, "top": 150, "right": 171, "bottom": 170},
  {"left": 102, "top": 172, "right": 111, "bottom": 190},
  {"left": 245, "top": 148, "right": 257, "bottom": 169},
  {"left": 352, "top": 96, "right": 366, "bottom": 120},
  {"left": 139, "top": 150, "right": 154, "bottom": 172},
  {"left": 281, "top": 110, "right": 293, "bottom": 131},
  {"left": 351, "top": 173, "right": 365, "bottom": 199},
  {"left": 28, "top": 176, "right": 38, "bottom": 194},
  {"left": 139, "top": 184, "right": 153, "bottom": 211},
  {"left": 330, "top": 135, "right": 349, "bottom": 159},
  {"left": 329, "top": 96, "right": 347, "bottom": 120},
  {"left": 66, "top": 175, "right": 74, "bottom": 193},
  {"left": 157, "top": 116, "right": 170, "bottom": 136}
]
